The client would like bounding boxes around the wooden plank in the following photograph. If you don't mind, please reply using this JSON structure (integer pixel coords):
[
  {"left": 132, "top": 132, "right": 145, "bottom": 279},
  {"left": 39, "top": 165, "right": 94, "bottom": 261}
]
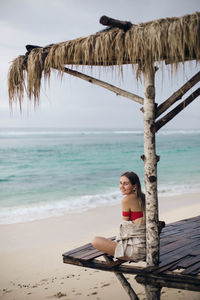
[
  {"left": 63, "top": 256, "right": 150, "bottom": 275},
  {"left": 182, "top": 261, "right": 200, "bottom": 275},
  {"left": 74, "top": 249, "right": 104, "bottom": 260},
  {"left": 135, "top": 273, "right": 200, "bottom": 292},
  {"left": 191, "top": 248, "right": 200, "bottom": 255},
  {"left": 160, "top": 238, "right": 189, "bottom": 256},
  {"left": 160, "top": 238, "right": 178, "bottom": 247},
  {"left": 159, "top": 251, "right": 199, "bottom": 271},
  {"left": 168, "top": 216, "right": 200, "bottom": 225},
  {"left": 170, "top": 256, "right": 200, "bottom": 270},
  {"left": 152, "top": 259, "right": 184, "bottom": 274},
  {"left": 162, "top": 224, "right": 198, "bottom": 236},
  {"left": 178, "top": 225, "right": 200, "bottom": 234},
  {"left": 63, "top": 243, "right": 92, "bottom": 256},
  {"left": 160, "top": 239, "right": 200, "bottom": 262},
  {"left": 65, "top": 248, "right": 101, "bottom": 260},
  {"left": 63, "top": 237, "right": 116, "bottom": 257},
  {"left": 190, "top": 234, "right": 200, "bottom": 239},
  {"left": 161, "top": 236, "right": 199, "bottom": 251},
  {"left": 63, "top": 237, "right": 116, "bottom": 260},
  {"left": 157, "top": 244, "right": 200, "bottom": 271}
]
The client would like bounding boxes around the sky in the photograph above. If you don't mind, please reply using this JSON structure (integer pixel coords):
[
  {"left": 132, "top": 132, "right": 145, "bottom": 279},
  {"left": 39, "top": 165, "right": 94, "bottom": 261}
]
[{"left": 0, "top": 0, "right": 200, "bottom": 129}]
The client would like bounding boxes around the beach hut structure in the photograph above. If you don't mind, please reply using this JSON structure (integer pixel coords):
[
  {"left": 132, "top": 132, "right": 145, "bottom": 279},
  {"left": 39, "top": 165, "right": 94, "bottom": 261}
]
[{"left": 8, "top": 12, "right": 200, "bottom": 300}]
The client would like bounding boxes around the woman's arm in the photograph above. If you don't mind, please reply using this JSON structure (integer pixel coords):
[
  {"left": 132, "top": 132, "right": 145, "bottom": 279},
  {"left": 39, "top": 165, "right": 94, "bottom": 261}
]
[{"left": 121, "top": 196, "right": 131, "bottom": 221}]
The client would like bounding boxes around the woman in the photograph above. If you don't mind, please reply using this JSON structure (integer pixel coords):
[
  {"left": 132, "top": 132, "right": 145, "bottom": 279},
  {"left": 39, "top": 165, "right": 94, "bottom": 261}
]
[{"left": 92, "top": 171, "right": 146, "bottom": 261}]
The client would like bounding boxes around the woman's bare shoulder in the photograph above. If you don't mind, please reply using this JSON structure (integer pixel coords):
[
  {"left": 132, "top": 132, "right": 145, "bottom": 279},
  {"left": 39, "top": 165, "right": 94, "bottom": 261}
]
[{"left": 122, "top": 194, "right": 137, "bottom": 204}]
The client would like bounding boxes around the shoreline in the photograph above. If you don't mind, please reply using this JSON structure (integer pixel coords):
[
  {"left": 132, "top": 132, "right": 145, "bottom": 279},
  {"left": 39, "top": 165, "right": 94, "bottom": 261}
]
[
  {"left": 0, "top": 192, "right": 200, "bottom": 299},
  {"left": 1, "top": 188, "right": 200, "bottom": 226}
]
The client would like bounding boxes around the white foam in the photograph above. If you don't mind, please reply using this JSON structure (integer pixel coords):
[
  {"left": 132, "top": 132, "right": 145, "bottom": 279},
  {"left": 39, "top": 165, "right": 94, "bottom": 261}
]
[
  {"left": 0, "top": 190, "right": 121, "bottom": 224},
  {"left": 1, "top": 129, "right": 199, "bottom": 137},
  {"left": 1, "top": 183, "right": 200, "bottom": 225},
  {"left": 157, "top": 129, "right": 200, "bottom": 136}
]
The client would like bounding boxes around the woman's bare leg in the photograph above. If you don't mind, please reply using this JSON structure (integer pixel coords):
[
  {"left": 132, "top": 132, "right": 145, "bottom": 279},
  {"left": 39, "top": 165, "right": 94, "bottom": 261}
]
[{"left": 92, "top": 236, "right": 117, "bottom": 256}]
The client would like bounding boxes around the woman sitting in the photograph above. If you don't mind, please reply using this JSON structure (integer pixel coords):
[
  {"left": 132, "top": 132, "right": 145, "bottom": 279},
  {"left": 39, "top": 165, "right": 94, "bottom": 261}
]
[{"left": 92, "top": 171, "right": 146, "bottom": 262}]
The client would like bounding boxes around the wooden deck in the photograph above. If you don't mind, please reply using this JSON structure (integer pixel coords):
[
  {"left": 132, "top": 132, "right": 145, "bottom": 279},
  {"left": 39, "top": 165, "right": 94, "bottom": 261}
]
[{"left": 63, "top": 215, "right": 200, "bottom": 292}]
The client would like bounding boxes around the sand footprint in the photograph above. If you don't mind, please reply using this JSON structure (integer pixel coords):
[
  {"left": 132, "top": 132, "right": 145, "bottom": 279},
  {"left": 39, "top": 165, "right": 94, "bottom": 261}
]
[
  {"left": 47, "top": 291, "right": 67, "bottom": 298},
  {"left": 101, "top": 283, "right": 110, "bottom": 288}
]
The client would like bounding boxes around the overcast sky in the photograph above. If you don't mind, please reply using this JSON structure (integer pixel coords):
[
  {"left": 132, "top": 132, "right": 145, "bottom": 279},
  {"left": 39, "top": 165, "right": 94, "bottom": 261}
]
[{"left": 0, "top": 0, "right": 200, "bottom": 129}]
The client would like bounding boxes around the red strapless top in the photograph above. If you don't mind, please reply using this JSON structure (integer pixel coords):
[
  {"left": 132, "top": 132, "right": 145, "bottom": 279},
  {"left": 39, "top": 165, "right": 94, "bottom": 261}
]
[{"left": 122, "top": 211, "right": 143, "bottom": 221}]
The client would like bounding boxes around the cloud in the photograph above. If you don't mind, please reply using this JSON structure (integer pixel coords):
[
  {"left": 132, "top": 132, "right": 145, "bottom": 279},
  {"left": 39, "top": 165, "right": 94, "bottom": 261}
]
[{"left": 1, "top": 0, "right": 200, "bottom": 128}]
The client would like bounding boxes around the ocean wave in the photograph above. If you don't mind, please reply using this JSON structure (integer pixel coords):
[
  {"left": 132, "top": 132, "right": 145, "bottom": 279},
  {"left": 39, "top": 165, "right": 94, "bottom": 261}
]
[
  {"left": 0, "top": 190, "right": 121, "bottom": 225},
  {"left": 0, "top": 129, "right": 200, "bottom": 138},
  {"left": 0, "top": 183, "right": 200, "bottom": 225},
  {"left": 0, "top": 130, "right": 141, "bottom": 137},
  {"left": 158, "top": 183, "right": 200, "bottom": 197},
  {"left": 157, "top": 129, "right": 200, "bottom": 136}
]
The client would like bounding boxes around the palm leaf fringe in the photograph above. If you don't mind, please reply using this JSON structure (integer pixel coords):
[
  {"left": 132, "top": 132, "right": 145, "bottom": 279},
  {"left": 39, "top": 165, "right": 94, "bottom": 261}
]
[{"left": 8, "top": 12, "right": 200, "bottom": 105}]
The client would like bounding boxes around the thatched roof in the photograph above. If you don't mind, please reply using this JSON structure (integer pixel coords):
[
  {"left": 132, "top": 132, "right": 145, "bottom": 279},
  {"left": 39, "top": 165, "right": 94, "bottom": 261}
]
[{"left": 8, "top": 12, "right": 200, "bottom": 105}]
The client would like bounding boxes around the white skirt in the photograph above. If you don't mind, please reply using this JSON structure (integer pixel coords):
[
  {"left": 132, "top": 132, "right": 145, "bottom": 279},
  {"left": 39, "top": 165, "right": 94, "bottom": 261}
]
[{"left": 114, "top": 221, "right": 146, "bottom": 262}]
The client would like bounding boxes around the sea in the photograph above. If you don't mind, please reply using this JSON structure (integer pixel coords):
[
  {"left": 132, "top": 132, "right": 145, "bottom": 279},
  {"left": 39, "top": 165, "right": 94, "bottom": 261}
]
[{"left": 0, "top": 128, "right": 200, "bottom": 225}]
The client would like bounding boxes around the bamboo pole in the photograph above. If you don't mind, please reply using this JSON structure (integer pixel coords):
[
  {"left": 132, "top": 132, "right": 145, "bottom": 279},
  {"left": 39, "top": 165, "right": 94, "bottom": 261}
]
[
  {"left": 55, "top": 66, "right": 144, "bottom": 105},
  {"left": 143, "top": 66, "right": 160, "bottom": 300}
]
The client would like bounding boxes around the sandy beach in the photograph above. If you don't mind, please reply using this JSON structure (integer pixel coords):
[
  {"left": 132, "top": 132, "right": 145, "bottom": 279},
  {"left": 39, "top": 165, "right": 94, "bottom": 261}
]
[{"left": 0, "top": 192, "right": 200, "bottom": 300}]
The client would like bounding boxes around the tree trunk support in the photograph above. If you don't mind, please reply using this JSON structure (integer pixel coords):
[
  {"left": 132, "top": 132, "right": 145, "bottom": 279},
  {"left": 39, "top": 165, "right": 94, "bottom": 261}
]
[
  {"left": 154, "top": 87, "right": 200, "bottom": 132},
  {"left": 103, "top": 255, "right": 139, "bottom": 300},
  {"left": 145, "top": 284, "right": 161, "bottom": 300},
  {"left": 143, "top": 66, "right": 160, "bottom": 300},
  {"left": 156, "top": 71, "right": 200, "bottom": 118},
  {"left": 54, "top": 66, "right": 144, "bottom": 105}
]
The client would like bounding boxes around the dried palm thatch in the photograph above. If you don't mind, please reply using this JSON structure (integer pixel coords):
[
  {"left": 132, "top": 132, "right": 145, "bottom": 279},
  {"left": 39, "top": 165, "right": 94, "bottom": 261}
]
[{"left": 8, "top": 12, "right": 200, "bottom": 106}]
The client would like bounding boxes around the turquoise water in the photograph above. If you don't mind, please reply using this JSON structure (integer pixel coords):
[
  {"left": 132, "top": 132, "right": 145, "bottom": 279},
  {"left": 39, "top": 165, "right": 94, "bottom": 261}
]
[{"left": 0, "top": 128, "right": 200, "bottom": 224}]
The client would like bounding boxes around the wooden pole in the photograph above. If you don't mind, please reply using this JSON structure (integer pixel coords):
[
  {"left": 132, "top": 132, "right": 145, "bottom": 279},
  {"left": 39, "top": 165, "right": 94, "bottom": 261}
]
[
  {"left": 156, "top": 71, "right": 200, "bottom": 118},
  {"left": 99, "top": 15, "right": 133, "bottom": 31},
  {"left": 145, "top": 284, "right": 161, "bottom": 300},
  {"left": 104, "top": 255, "right": 139, "bottom": 300},
  {"left": 143, "top": 66, "right": 159, "bottom": 266},
  {"left": 59, "top": 67, "right": 144, "bottom": 104},
  {"left": 143, "top": 66, "right": 160, "bottom": 300},
  {"left": 154, "top": 87, "right": 200, "bottom": 132}
]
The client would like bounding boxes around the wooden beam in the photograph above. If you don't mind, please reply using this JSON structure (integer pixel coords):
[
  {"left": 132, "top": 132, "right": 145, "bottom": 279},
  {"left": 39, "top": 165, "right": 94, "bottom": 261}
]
[
  {"left": 135, "top": 273, "right": 200, "bottom": 292},
  {"left": 154, "top": 88, "right": 200, "bottom": 132},
  {"left": 57, "top": 67, "right": 144, "bottom": 105},
  {"left": 104, "top": 255, "right": 139, "bottom": 300},
  {"left": 156, "top": 71, "right": 200, "bottom": 118},
  {"left": 99, "top": 15, "right": 133, "bottom": 31},
  {"left": 63, "top": 256, "right": 151, "bottom": 274}
]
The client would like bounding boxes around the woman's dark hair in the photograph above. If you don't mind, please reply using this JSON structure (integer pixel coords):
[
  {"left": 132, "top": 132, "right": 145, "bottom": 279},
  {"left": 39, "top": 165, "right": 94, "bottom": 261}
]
[{"left": 121, "top": 171, "right": 145, "bottom": 211}]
